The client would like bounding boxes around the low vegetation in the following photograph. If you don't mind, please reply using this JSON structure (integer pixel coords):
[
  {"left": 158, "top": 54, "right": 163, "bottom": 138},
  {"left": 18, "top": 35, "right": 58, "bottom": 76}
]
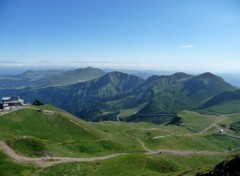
[
  {"left": 176, "top": 111, "right": 219, "bottom": 133},
  {"left": 38, "top": 154, "right": 226, "bottom": 176},
  {"left": 8, "top": 138, "right": 47, "bottom": 157},
  {"left": 197, "top": 153, "right": 240, "bottom": 176},
  {"left": 38, "top": 154, "right": 177, "bottom": 176},
  {"left": 1, "top": 71, "right": 236, "bottom": 123},
  {"left": 0, "top": 106, "right": 239, "bottom": 175},
  {"left": 230, "top": 121, "right": 240, "bottom": 133},
  {"left": 0, "top": 107, "right": 132, "bottom": 157},
  {"left": 0, "top": 151, "right": 36, "bottom": 176}
]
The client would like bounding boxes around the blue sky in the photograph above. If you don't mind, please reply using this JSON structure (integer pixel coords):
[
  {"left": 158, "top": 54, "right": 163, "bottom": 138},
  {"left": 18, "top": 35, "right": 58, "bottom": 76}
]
[{"left": 0, "top": 0, "right": 240, "bottom": 72}]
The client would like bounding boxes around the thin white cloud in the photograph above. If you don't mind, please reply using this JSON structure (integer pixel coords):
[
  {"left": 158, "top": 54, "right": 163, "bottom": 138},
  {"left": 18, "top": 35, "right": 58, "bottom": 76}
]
[{"left": 179, "top": 44, "right": 193, "bottom": 49}]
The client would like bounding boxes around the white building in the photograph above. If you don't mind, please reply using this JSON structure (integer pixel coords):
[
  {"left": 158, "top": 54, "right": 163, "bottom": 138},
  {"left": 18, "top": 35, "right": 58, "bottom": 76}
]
[{"left": 0, "top": 96, "right": 24, "bottom": 109}]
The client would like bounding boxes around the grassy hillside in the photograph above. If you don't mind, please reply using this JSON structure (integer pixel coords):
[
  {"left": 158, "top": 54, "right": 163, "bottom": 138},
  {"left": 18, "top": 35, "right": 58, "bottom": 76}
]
[
  {"left": 38, "top": 154, "right": 226, "bottom": 176},
  {"left": 0, "top": 71, "right": 236, "bottom": 123},
  {"left": 124, "top": 111, "right": 240, "bottom": 152},
  {"left": 72, "top": 72, "right": 233, "bottom": 123},
  {"left": 0, "top": 151, "right": 36, "bottom": 176},
  {"left": 13, "top": 71, "right": 143, "bottom": 121},
  {"left": 38, "top": 154, "right": 177, "bottom": 176},
  {"left": 230, "top": 121, "right": 240, "bottom": 133},
  {"left": 202, "top": 99, "right": 240, "bottom": 114},
  {"left": 197, "top": 153, "right": 240, "bottom": 176},
  {"left": 104, "top": 73, "right": 192, "bottom": 114},
  {"left": 201, "top": 89, "right": 240, "bottom": 114},
  {"left": 128, "top": 72, "right": 235, "bottom": 123},
  {"left": 0, "top": 106, "right": 135, "bottom": 157},
  {"left": 171, "top": 111, "right": 219, "bottom": 132},
  {"left": 1, "top": 106, "right": 239, "bottom": 175}
]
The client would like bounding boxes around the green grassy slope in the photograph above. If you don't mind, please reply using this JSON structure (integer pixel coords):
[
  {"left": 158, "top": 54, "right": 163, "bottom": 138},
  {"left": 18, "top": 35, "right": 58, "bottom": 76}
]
[
  {"left": 125, "top": 111, "right": 240, "bottom": 152},
  {"left": 127, "top": 73, "right": 235, "bottom": 123},
  {"left": 172, "top": 111, "right": 219, "bottom": 132},
  {"left": 202, "top": 89, "right": 240, "bottom": 108},
  {"left": 15, "top": 71, "right": 144, "bottom": 121},
  {"left": 0, "top": 151, "right": 36, "bottom": 176},
  {"left": 117, "top": 73, "right": 192, "bottom": 107},
  {"left": 38, "top": 154, "right": 225, "bottom": 176},
  {"left": 202, "top": 99, "right": 240, "bottom": 114},
  {"left": 1, "top": 106, "right": 239, "bottom": 175},
  {"left": 0, "top": 106, "right": 132, "bottom": 157},
  {"left": 197, "top": 153, "right": 240, "bottom": 176},
  {"left": 201, "top": 89, "right": 240, "bottom": 114},
  {"left": 1, "top": 71, "right": 235, "bottom": 123},
  {"left": 230, "top": 121, "right": 240, "bottom": 133}
]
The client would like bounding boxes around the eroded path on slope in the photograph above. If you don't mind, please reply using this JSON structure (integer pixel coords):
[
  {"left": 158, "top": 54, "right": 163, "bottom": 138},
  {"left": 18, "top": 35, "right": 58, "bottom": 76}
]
[
  {"left": 198, "top": 114, "right": 228, "bottom": 134},
  {"left": 0, "top": 138, "right": 226, "bottom": 170},
  {"left": 0, "top": 108, "right": 232, "bottom": 169},
  {"left": 130, "top": 113, "right": 239, "bottom": 156},
  {"left": 134, "top": 137, "right": 227, "bottom": 156},
  {"left": 0, "top": 141, "right": 125, "bottom": 168},
  {"left": 122, "top": 126, "right": 228, "bottom": 157}
]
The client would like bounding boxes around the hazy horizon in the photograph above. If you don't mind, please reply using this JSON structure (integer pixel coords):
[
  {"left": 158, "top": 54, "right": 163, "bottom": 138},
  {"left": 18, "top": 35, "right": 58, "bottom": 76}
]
[
  {"left": 1, "top": 64, "right": 240, "bottom": 76},
  {"left": 0, "top": 0, "right": 240, "bottom": 73}
]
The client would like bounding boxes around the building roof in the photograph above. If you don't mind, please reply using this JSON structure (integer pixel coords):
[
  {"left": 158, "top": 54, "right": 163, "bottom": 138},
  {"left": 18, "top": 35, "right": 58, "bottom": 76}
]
[
  {"left": 9, "top": 96, "right": 21, "bottom": 101},
  {"left": 2, "top": 97, "right": 11, "bottom": 101},
  {"left": 2, "top": 96, "right": 24, "bottom": 103}
]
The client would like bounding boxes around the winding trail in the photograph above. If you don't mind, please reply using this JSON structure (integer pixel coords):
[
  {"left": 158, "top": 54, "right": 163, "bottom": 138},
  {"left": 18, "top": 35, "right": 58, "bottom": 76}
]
[
  {"left": 153, "top": 149, "right": 226, "bottom": 156},
  {"left": 136, "top": 138, "right": 154, "bottom": 154},
  {"left": 0, "top": 141, "right": 125, "bottom": 168},
  {"left": 122, "top": 127, "right": 227, "bottom": 157},
  {"left": 192, "top": 114, "right": 240, "bottom": 139},
  {"left": 198, "top": 114, "right": 228, "bottom": 134},
  {"left": 0, "top": 108, "right": 232, "bottom": 170},
  {"left": 0, "top": 139, "right": 226, "bottom": 169},
  {"left": 151, "top": 114, "right": 230, "bottom": 139},
  {"left": 0, "top": 107, "right": 125, "bottom": 168},
  {"left": 134, "top": 137, "right": 227, "bottom": 156},
  {"left": 121, "top": 114, "right": 235, "bottom": 157}
]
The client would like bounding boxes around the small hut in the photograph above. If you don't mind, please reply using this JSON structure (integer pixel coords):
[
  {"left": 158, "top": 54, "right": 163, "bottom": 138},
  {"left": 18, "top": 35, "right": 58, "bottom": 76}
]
[{"left": 32, "top": 99, "right": 44, "bottom": 106}]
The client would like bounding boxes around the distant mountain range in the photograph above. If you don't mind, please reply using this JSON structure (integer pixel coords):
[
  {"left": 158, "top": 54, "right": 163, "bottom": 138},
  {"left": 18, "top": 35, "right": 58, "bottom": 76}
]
[
  {"left": 125, "top": 72, "right": 234, "bottom": 123},
  {"left": 0, "top": 67, "right": 105, "bottom": 89},
  {"left": 105, "top": 68, "right": 240, "bottom": 88},
  {"left": 0, "top": 67, "right": 239, "bottom": 123}
]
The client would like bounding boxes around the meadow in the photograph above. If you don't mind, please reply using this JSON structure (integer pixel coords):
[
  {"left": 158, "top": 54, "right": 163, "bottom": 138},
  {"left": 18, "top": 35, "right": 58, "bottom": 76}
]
[{"left": 0, "top": 106, "right": 239, "bottom": 175}]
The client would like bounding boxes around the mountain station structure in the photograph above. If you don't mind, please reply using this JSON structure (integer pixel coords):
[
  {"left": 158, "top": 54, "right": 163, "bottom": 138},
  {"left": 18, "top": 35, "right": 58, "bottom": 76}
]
[{"left": 0, "top": 96, "right": 24, "bottom": 110}]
